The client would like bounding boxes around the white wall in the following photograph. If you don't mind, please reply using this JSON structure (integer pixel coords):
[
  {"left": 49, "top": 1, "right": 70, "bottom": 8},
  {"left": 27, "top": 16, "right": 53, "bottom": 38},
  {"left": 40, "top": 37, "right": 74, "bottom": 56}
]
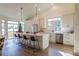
[
  {"left": 74, "top": 4, "right": 79, "bottom": 55},
  {"left": 62, "top": 14, "right": 74, "bottom": 28},
  {"left": 61, "top": 13, "right": 74, "bottom": 32}
]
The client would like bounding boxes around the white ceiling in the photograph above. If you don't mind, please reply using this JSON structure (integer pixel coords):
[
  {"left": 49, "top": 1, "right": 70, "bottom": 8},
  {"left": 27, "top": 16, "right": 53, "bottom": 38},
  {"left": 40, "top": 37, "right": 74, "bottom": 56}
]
[
  {"left": 46, "top": 3, "right": 75, "bottom": 18},
  {"left": 0, "top": 3, "right": 75, "bottom": 21},
  {"left": 0, "top": 3, "right": 52, "bottom": 20}
]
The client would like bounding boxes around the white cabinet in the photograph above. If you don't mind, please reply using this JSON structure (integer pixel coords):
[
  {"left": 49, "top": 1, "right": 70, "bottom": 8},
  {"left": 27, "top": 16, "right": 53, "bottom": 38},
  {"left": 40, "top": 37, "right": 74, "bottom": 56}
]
[
  {"left": 38, "top": 33, "right": 50, "bottom": 50},
  {"left": 49, "top": 33, "right": 56, "bottom": 43},
  {"left": 63, "top": 33, "right": 74, "bottom": 46},
  {"left": 49, "top": 32, "right": 74, "bottom": 46}
]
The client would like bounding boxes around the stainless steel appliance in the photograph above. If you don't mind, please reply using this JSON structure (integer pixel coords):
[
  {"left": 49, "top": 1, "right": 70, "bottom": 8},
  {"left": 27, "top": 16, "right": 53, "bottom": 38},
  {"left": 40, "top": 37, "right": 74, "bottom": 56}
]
[
  {"left": 56, "top": 33, "right": 63, "bottom": 44},
  {"left": 32, "top": 24, "right": 38, "bottom": 33}
]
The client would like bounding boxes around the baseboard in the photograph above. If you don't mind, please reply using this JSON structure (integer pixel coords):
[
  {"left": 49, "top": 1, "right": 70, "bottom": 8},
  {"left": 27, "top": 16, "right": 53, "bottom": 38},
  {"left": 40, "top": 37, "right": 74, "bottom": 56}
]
[
  {"left": 49, "top": 41, "right": 56, "bottom": 44},
  {"left": 63, "top": 44, "right": 74, "bottom": 47},
  {"left": 49, "top": 42, "right": 74, "bottom": 47}
]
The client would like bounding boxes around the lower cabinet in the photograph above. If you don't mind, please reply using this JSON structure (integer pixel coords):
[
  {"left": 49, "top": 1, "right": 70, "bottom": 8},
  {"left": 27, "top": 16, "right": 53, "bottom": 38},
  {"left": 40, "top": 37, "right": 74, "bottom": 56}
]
[
  {"left": 49, "top": 33, "right": 56, "bottom": 43},
  {"left": 49, "top": 33, "right": 74, "bottom": 46},
  {"left": 63, "top": 33, "right": 74, "bottom": 46}
]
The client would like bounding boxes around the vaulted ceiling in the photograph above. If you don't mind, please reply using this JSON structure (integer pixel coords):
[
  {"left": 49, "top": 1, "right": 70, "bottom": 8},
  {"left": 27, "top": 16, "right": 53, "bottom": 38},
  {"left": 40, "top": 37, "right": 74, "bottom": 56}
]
[
  {"left": 0, "top": 3, "right": 75, "bottom": 20},
  {"left": 0, "top": 3, "right": 52, "bottom": 20}
]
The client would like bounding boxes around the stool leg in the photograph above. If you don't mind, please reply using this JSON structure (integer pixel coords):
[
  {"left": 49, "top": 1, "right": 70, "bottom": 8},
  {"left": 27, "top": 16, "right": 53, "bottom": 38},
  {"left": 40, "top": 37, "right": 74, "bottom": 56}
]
[
  {"left": 27, "top": 40, "right": 29, "bottom": 48},
  {"left": 28, "top": 40, "right": 30, "bottom": 48},
  {"left": 25, "top": 40, "right": 28, "bottom": 48},
  {"left": 30, "top": 41, "right": 32, "bottom": 48},
  {"left": 28, "top": 39, "right": 31, "bottom": 48},
  {"left": 34, "top": 41, "right": 35, "bottom": 49},
  {"left": 38, "top": 41, "right": 40, "bottom": 49},
  {"left": 27, "top": 40, "right": 29, "bottom": 47},
  {"left": 18, "top": 38, "right": 21, "bottom": 45}
]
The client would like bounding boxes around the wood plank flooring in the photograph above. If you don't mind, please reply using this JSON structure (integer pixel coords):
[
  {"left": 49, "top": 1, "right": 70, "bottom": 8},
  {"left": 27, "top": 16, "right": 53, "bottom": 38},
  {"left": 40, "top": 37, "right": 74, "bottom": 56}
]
[{"left": 0, "top": 38, "right": 73, "bottom": 56}]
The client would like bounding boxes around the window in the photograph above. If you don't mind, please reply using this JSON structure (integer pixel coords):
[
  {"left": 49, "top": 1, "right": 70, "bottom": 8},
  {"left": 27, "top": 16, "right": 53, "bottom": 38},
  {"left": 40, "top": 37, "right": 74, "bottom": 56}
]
[
  {"left": 7, "top": 21, "right": 24, "bottom": 32},
  {"left": 8, "top": 21, "right": 19, "bottom": 32},
  {"left": 2, "top": 20, "right": 5, "bottom": 35},
  {"left": 47, "top": 17, "right": 62, "bottom": 32},
  {"left": 8, "top": 21, "right": 19, "bottom": 38}
]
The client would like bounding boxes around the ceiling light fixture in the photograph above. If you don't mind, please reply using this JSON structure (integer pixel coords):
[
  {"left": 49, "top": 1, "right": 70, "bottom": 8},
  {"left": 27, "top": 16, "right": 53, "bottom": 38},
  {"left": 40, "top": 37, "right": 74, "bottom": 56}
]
[
  {"left": 20, "top": 7, "right": 23, "bottom": 21},
  {"left": 18, "top": 7, "right": 23, "bottom": 32},
  {"left": 34, "top": 4, "right": 40, "bottom": 24},
  {"left": 34, "top": 4, "right": 38, "bottom": 22}
]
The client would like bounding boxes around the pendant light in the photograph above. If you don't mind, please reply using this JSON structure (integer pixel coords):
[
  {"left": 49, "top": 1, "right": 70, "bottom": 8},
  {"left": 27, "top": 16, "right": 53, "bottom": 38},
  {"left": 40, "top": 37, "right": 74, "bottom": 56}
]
[
  {"left": 18, "top": 7, "right": 23, "bottom": 32},
  {"left": 34, "top": 4, "right": 38, "bottom": 24},
  {"left": 33, "top": 4, "right": 38, "bottom": 33},
  {"left": 20, "top": 8, "right": 23, "bottom": 22}
]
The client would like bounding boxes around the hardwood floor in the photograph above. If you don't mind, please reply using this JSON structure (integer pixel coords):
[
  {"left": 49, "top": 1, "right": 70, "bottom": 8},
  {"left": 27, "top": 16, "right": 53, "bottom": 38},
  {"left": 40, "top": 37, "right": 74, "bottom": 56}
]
[{"left": 0, "top": 38, "right": 74, "bottom": 56}]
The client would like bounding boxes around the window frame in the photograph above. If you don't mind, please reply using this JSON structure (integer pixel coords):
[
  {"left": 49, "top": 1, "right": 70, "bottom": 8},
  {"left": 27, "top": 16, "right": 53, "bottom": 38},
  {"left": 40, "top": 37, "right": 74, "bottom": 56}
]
[{"left": 47, "top": 17, "right": 62, "bottom": 32}]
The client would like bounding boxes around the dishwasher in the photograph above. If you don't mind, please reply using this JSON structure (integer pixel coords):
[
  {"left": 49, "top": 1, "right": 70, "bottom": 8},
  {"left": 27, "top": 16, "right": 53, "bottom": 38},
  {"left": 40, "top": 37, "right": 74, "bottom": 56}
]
[{"left": 56, "top": 33, "right": 63, "bottom": 44}]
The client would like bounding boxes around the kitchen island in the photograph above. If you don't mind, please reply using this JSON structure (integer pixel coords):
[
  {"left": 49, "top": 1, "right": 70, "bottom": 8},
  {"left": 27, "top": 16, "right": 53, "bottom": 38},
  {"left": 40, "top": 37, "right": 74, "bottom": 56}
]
[{"left": 16, "top": 32, "right": 50, "bottom": 50}]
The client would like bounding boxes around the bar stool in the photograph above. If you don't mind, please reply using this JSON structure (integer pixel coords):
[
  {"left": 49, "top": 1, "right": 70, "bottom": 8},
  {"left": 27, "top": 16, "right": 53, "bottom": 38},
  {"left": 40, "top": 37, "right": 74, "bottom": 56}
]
[
  {"left": 23, "top": 35, "right": 30, "bottom": 48},
  {"left": 30, "top": 36, "right": 40, "bottom": 49},
  {"left": 14, "top": 34, "right": 17, "bottom": 37},
  {"left": 14, "top": 34, "right": 18, "bottom": 41},
  {"left": 0, "top": 37, "right": 5, "bottom": 50},
  {"left": 18, "top": 34, "right": 23, "bottom": 45}
]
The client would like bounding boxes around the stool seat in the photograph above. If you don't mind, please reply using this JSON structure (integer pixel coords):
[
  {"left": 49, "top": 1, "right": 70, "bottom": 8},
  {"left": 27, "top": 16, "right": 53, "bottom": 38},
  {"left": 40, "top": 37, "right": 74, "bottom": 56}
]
[
  {"left": 18, "top": 34, "right": 23, "bottom": 38},
  {"left": 30, "top": 36, "right": 37, "bottom": 41},
  {"left": 14, "top": 34, "right": 17, "bottom": 37},
  {"left": 23, "top": 35, "right": 29, "bottom": 39}
]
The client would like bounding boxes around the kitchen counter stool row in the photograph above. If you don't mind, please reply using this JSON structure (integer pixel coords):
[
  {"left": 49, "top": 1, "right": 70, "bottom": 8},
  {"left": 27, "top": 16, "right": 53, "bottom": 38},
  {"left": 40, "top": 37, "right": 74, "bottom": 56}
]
[{"left": 14, "top": 34, "right": 40, "bottom": 50}]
